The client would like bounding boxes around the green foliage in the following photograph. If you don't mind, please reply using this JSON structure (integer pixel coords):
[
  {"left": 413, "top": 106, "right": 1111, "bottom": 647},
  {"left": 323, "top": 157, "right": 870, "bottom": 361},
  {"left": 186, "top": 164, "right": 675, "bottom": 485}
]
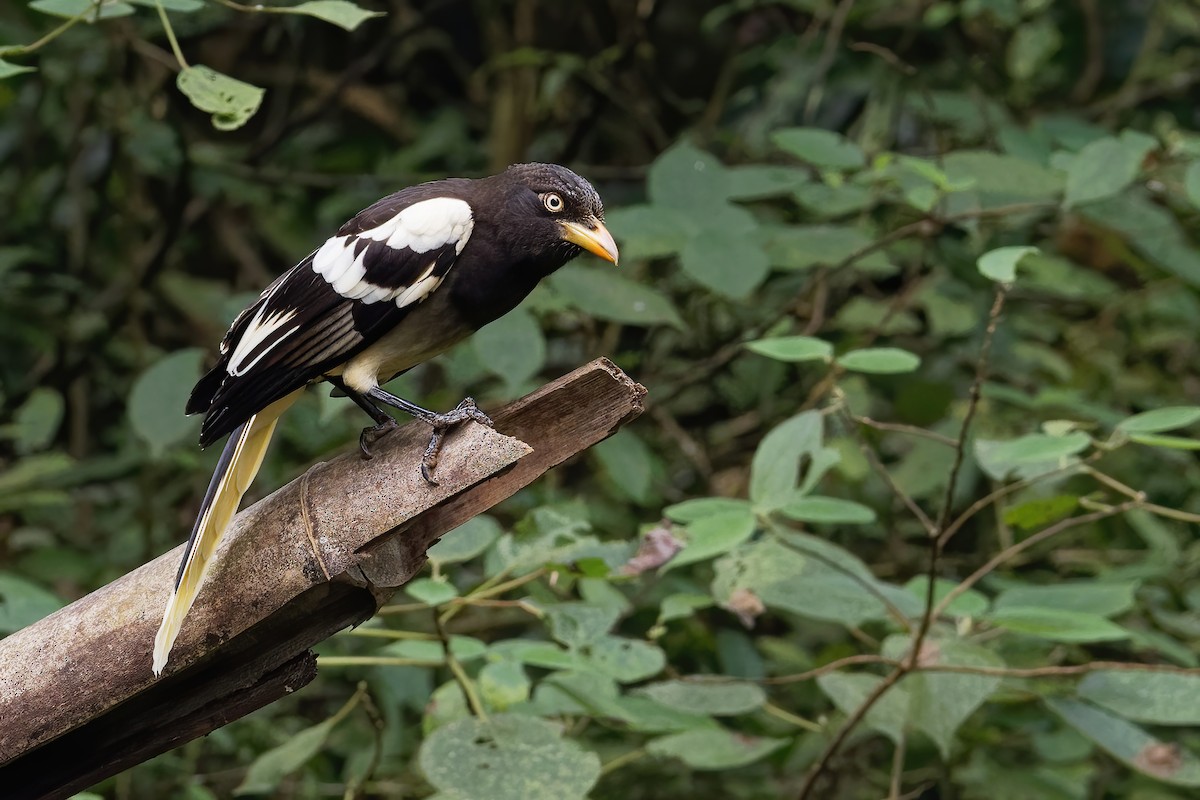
[{"left": 4, "top": 2, "right": 1200, "bottom": 799}]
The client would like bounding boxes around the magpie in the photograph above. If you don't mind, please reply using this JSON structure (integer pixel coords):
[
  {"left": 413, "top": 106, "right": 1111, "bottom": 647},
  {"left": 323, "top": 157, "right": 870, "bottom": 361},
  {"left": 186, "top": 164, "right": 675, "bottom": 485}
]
[{"left": 153, "top": 163, "right": 618, "bottom": 675}]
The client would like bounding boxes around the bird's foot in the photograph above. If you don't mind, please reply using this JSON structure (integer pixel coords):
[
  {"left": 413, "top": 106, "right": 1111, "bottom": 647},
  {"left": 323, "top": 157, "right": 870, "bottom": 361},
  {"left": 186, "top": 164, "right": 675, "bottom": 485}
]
[
  {"left": 419, "top": 397, "right": 494, "bottom": 485},
  {"left": 359, "top": 417, "right": 399, "bottom": 459}
]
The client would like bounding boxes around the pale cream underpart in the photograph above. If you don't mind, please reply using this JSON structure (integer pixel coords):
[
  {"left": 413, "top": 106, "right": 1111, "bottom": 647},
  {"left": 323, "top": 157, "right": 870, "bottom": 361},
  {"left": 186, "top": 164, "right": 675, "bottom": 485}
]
[{"left": 328, "top": 290, "right": 471, "bottom": 393}]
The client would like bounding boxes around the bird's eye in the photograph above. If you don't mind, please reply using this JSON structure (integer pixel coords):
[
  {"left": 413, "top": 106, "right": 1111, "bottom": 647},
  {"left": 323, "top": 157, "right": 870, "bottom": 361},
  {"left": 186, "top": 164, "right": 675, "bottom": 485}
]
[{"left": 541, "top": 192, "right": 564, "bottom": 213}]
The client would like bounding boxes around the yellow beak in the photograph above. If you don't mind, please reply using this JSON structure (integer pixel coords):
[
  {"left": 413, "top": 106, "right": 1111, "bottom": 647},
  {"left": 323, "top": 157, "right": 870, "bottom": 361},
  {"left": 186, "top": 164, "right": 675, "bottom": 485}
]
[{"left": 560, "top": 218, "right": 619, "bottom": 265}]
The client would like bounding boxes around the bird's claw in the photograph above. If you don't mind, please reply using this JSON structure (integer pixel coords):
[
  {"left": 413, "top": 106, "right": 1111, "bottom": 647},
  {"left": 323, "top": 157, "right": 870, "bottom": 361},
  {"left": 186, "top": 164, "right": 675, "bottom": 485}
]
[
  {"left": 418, "top": 397, "right": 493, "bottom": 485},
  {"left": 359, "top": 417, "right": 399, "bottom": 459}
]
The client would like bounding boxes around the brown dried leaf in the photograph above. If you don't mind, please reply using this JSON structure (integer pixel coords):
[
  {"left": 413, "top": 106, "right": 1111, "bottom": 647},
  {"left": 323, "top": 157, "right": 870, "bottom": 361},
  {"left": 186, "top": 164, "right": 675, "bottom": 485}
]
[{"left": 620, "top": 521, "right": 684, "bottom": 575}]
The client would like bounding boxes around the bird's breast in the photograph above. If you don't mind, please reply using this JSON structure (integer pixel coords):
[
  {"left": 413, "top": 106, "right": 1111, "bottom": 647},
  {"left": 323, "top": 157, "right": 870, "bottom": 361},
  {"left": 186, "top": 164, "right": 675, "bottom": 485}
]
[{"left": 335, "top": 292, "right": 473, "bottom": 392}]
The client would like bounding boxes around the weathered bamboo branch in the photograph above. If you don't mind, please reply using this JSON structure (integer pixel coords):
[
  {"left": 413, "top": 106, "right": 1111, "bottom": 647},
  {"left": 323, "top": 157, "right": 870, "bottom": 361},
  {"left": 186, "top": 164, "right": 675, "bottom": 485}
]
[{"left": 0, "top": 359, "right": 645, "bottom": 800}]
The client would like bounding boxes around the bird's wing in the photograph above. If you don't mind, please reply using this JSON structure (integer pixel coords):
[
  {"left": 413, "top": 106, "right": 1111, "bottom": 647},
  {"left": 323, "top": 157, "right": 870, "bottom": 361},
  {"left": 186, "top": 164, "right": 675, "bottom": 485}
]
[{"left": 190, "top": 190, "right": 476, "bottom": 446}]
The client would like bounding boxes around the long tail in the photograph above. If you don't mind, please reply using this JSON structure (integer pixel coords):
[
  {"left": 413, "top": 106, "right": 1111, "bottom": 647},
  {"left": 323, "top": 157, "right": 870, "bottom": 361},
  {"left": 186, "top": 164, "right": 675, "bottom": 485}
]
[{"left": 153, "top": 391, "right": 299, "bottom": 676}]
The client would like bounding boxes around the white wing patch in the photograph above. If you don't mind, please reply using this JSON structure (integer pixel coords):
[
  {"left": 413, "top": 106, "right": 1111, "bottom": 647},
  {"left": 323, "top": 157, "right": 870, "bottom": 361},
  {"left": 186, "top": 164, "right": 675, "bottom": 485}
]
[
  {"left": 358, "top": 197, "right": 474, "bottom": 254},
  {"left": 227, "top": 307, "right": 301, "bottom": 376},
  {"left": 311, "top": 196, "right": 473, "bottom": 307}
]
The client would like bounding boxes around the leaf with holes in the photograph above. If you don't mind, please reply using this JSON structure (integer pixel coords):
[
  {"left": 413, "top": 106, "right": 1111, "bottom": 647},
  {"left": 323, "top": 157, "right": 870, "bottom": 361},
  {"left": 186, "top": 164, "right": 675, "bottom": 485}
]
[
  {"left": 418, "top": 714, "right": 600, "bottom": 800},
  {"left": 177, "top": 66, "right": 265, "bottom": 131}
]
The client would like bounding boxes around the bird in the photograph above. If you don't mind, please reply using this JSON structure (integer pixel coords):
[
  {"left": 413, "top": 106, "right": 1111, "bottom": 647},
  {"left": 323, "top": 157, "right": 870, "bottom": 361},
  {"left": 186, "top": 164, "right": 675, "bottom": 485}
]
[{"left": 152, "top": 163, "right": 619, "bottom": 676}]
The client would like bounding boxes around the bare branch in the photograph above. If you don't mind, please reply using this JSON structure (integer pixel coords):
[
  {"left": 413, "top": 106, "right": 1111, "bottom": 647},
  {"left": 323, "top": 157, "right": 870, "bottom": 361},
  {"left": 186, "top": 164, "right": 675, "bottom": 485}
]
[{"left": 0, "top": 360, "right": 646, "bottom": 799}]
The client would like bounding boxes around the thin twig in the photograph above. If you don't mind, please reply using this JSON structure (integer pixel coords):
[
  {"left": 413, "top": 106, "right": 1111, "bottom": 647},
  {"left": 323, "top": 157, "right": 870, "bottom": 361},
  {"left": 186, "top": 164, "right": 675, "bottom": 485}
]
[
  {"left": 836, "top": 403, "right": 938, "bottom": 538},
  {"left": 932, "top": 501, "right": 1139, "bottom": 618},
  {"left": 763, "top": 702, "right": 823, "bottom": 732},
  {"left": 851, "top": 414, "right": 958, "bottom": 447},
  {"left": 761, "top": 654, "right": 888, "bottom": 685},
  {"left": 797, "top": 667, "right": 907, "bottom": 798}
]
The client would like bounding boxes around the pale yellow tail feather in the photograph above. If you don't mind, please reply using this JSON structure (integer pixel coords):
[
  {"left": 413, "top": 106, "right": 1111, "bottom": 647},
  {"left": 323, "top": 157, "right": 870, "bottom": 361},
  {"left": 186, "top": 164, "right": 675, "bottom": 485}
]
[{"left": 152, "top": 391, "right": 300, "bottom": 676}]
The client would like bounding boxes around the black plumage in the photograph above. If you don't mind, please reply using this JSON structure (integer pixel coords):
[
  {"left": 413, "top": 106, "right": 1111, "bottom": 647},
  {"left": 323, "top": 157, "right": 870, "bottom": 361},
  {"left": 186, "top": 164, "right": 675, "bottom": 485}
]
[{"left": 188, "top": 162, "right": 617, "bottom": 448}]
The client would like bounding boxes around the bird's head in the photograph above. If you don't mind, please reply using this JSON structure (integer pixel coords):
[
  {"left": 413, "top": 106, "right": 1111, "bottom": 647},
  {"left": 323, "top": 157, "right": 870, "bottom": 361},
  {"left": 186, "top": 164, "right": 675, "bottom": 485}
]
[{"left": 493, "top": 163, "right": 619, "bottom": 269}]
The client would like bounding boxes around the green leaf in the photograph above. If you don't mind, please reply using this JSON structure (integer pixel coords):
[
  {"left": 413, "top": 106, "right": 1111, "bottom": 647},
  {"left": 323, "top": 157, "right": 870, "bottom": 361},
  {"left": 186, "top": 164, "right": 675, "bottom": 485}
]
[
  {"left": 177, "top": 66, "right": 265, "bottom": 131},
  {"left": 0, "top": 573, "right": 64, "bottom": 634},
  {"left": 545, "top": 603, "right": 620, "bottom": 648},
  {"left": 973, "top": 432, "right": 1091, "bottom": 480},
  {"left": 663, "top": 498, "right": 752, "bottom": 523},
  {"left": 550, "top": 264, "right": 683, "bottom": 328},
  {"left": 647, "top": 728, "right": 788, "bottom": 770},
  {"left": 977, "top": 245, "right": 1040, "bottom": 283},
  {"left": 235, "top": 713, "right": 341, "bottom": 794},
  {"left": 474, "top": 306, "right": 546, "bottom": 389},
  {"left": 479, "top": 662, "right": 531, "bottom": 711},
  {"left": 883, "top": 635, "right": 1005, "bottom": 758},
  {"left": 284, "top": 0, "right": 384, "bottom": 31},
  {"left": 657, "top": 593, "right": 713, "bottom": 625},
  {"left": 1048, "top": 699, "right": 1200, "bottom": 787},
  {"left": 1002, "top": 495, "right": 1079, "bottom": 530},
  {"left": 1064, "top": 132, "right": 1156, "bottom": 208},
  {"left": 987, "top": 607, "right": 1130, "bottom": 643},
  {"left": 127, "top": 349, "right": 204, "bottom": 457},
  {"left": 10, "top": 387, "right": 63, "bottom": 453},
  {"left": 1117, "top": 406, "right": 1200, "bottom": 434},
  {"left": 994, "top": 581, "right": 1138, "bottom": 618},
  {"left": 744, "top": 336, "right": 832, "bottom": 363},
  {"left": 778, "top": 495, "right": 876, "bottom": 524},
  {"left": 666, "top": 509, "right": 757, "bottom": 571},
  {"left": 749, "top": 411, "right": 831, "bottom": 511},
  {"left": 1127, "top": 433, "right": 1200, "bottom": 450},
  {"left": 405, "top": 578, "right": 459, "bottom": 606},
  {"left": 1184, "top": 161, "right": 1200, "bottom": 210},
  {"left": 515, "top": 635, "right": 663, "bottom": 684},
  {"left": 941, "top": 150, "right": 1064, "bottom": 198},
  {"left": 418, "top": 714, "right": 600, "bottom": 800},
  {"left": 127, "top": 0, "right": 203, "bottom": 9},
  {"left": 648, "top": 143, "right": 729, "bottom": 209},
  {"left": 604, "top": 204, "right": 694, "bottom": 259},
  {"left": 680, "top": 229, "right": 769, "bottom": 299},
  {"left": 592, "top": 429, "right": 654, "bottom": 504},
  {"left": 764, "top": 225, "right": 889, "bottom": 272},
  {"left": 583, "top": 636, "right": 666, "bottom": 682},
  {"left": 0, "top": 59, "right": 35, "bottom": 79},
  {"left": 1078, "top": 671, "right": 1200, "bottom": 726},
  {"left": 29, "top": 0, "right": 135, "bottom": 19},
  {"left": 636, "top": 679, "right": 765, "bottom": 716},
  {"left": 428, "top": 515, "right": 502, "bottom": 565},
  {"left": 817, "top": 672, "right": 910, "bottom": 742},
  {"left": 836, "top": 347, "right": 921, "bottom": 374},
  {"left": 1006, "top": 17, "right": 1062, "bottom": 81},
  {"left": 725, "top": 165, "right": 809, "bottom": 199},
  {"left": 772, "top": 127, "right": 866, "bottom": 170},
  {"left": 904, "top": 577, "right": 990, "bottom": 617}
]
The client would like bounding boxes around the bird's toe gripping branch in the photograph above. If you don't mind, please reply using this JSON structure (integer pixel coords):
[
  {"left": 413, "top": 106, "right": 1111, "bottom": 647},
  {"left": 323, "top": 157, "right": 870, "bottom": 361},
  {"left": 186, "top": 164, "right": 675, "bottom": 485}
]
[
  {"left": 358, "top": 417, "right": 399, "bottom": 460},
  {"left": 417, "top": 397, "right": 494, "bottom": 485},
  {"left": 363, "top": 387, "right": 495, "bottom": 484}
]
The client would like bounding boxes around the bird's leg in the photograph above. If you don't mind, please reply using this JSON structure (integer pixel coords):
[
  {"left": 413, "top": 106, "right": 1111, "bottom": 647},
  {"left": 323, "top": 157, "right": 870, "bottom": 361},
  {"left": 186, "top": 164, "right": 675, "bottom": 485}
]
[
  {"left": 327, "top": 377, "right": 399, "bottom": 459},
  {"left": 366, "top": 387, "right": 494, "bottom": 484}
]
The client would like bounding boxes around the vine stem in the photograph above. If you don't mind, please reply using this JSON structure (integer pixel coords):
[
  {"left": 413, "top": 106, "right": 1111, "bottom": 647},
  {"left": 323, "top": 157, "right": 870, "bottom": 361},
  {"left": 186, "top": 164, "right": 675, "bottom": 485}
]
[
  {"left": 154, "top": 0, "right": 189, "bottom": 69},
  {"left": 0, "top": 3, "right": 95, "bottom": 58}
]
